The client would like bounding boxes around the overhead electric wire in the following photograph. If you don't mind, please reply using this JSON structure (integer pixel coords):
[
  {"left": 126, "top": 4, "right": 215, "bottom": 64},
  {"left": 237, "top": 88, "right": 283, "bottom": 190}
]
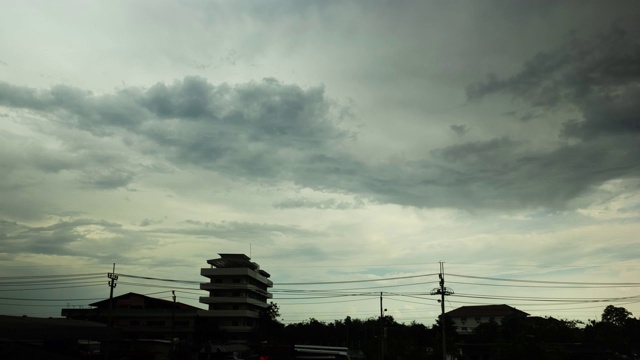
[
  {"left": 0, "top": 302, "right": 92, "bottom": 307},
  {"left": 275, "top": 273, "right": 439, "bottom": 286},
  {"left": 118, "top": 273, "right": 201, "bottom": 284},
  {"left": 0, "top": 276, "right": 105, "bottom": 286},
  {"left": 453, "top": 292, "right": 640, "bottom": 303},
  {"left": 446, "top": 280, "right": 640, "bottom": 289},
  {"left": 0, "top": 272, "right": 104, "bottom": 280},
  {"left": 5, "top": 267, "right": 640, "bottom": 323},
  {"left": 448, "top": 273, "right": 640, "bottom": 286},
  {"left": 276, "top": 298, "right": 373, "bottom": 305},
  {"left": 118, "top": 281, "right": 201, "bottom": 291},
  {"left": 385, "top": 297, "right": 438, "bottom": 306},
  {"left": 0, "top": 282, "right": 105, "bottom": 291},
  {"left": 0, "top": 296, "right": 103, "bottom": 302}
]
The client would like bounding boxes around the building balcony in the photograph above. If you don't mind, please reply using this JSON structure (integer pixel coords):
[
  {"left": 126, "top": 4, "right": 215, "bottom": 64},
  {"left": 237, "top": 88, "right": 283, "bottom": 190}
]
[
  {"left": 200, "top": 268, "right": 273, "bottom": 287},
  {"left": 199, "top": 283, "right": 273, "bottom": 298},
  {"left": 199, "top": 296, "right": 269, "bottom": 308}
]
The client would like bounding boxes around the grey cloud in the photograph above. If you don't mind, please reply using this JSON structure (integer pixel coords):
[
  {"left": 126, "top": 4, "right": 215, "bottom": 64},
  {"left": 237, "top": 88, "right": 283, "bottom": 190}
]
[
  {"left": 273, "top": 197, "right": 365, "bottom": 210},
  {"left": 0, "top": 76, "right": 346, "bottom": 190},
  {"left": 432, "top": 136, "right": 517, "bottom": 162},
  {"left": 138, "top": 218, "right": 165, "bottom": 227},
  {"left": 2, "top": 41, "right": 638, "bottom": 213},
  {"left": 266, "top": 243, "right": 330, "bottom": 262},
  {"left": 80, "top": 166, "right": 136, "bottom": 189},
  {"left": 467, "top": 24, "right": 640, "bottom": 139},
  {"left": 176, "top": 220, "right": 322, "bottom": 242},
  {"left": 450, "top": 124, "right": 469, "bottom": 136},
  {"left": 562, "top": 87, "right": 640, "bottom": 139},
  {"left": 0, "top": 218, "right": 123, "bottom": 258}
]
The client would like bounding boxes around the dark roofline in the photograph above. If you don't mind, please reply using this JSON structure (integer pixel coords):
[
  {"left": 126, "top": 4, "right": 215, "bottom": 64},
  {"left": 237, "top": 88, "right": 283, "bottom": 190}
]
[
  {"left": 206, "top": 254, "right": 270, "bottom": 278},
  {"left": 218, "top": 253, "right": 250, "bottom": 260},
  {"left": 88, "top": 292, "right": 202, "bottom": 310},
  {"left": 445, "top": 304, "right": 529, "bottom": 317}
]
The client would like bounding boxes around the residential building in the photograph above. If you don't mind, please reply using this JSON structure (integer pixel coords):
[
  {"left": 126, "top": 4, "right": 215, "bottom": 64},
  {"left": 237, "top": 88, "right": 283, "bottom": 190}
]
[
  {"left": 445, "top": 304, "right": 528, "bottom": 334},
  {"left": 199, "top": 253, "right": 273, "bottom": 344},
  {"left": 61, "top": 292, "right": 201, "bottom": 341}
]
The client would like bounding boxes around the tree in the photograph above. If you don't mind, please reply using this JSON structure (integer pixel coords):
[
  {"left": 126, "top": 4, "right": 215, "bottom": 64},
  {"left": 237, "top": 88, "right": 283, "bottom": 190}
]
[
  {"left": 584, "top": 306, "right": 637, "bottom": 357},
  {"left": 601, "top": 305, "right": 632, "bottom": 327},
  {"left": 257, "top": 302, "right": 283, "bottom": 342}
]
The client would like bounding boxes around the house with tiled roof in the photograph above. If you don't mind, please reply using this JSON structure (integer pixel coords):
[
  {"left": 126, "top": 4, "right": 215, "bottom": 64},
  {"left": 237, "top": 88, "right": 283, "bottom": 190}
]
[
  {"left": 61, "top": 292, "right": 202, "bottom": 341},
  {"left": 445, "top": 304, "right": 528, "bottom": 334}
]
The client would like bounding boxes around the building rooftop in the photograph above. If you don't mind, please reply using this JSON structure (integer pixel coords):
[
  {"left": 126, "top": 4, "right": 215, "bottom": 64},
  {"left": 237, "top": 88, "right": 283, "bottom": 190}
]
[
  {"left": 206, "top": 253, "right": 271, "bottom": 277},
  {"left": 88, "top": 292, "right": 203, "bottom": 310},
  {"left": 446, "top": 304, "right": 528, "bottom": 317}
]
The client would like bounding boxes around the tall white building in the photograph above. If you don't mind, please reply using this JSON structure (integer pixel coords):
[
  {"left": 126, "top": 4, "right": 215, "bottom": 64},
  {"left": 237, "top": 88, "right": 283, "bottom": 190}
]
[{"left": 199, "top": 253, "right": 273, "bottom": 343}]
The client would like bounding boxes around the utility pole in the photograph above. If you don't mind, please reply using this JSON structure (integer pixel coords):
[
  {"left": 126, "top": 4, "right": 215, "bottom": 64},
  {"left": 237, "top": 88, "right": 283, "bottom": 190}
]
[
  {"left": 380, "top": 292, "right": 385, "bottom": 360},
  {"left": 171, "top": 290, "right": 176, "bottom": 359},
  {"left": 430, "top": 262, "right": 453, "bottom": 360},
  {"left": 106, "top": 263, "right": 118, "bottom": 360}
]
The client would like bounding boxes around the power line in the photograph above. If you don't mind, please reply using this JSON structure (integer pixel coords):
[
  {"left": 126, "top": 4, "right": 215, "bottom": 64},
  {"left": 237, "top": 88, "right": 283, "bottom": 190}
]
[
  {"left": 276, "top": 273, "right": 439, "bottom": 286},
  {"left": 0, "top": 296, "right": 103, "bottom": 301},
  {"left": 277, "top": 298, "right": 374, "bottom": 305},
  {"left": 118, "top": 273, "right": 201, "bottom": 285},
  {"left": 0, "top": 282, "right": 105, "bottom": 291},
  {"left": 453, "top": 292, "right": 640, "bottom": 303},
  {"left": 446, "top": 280, "right": 640, "bottom": 289},
  {"left": 447, "top": 273, "right": 640, "bottom": 286},
  {"left": 0, "top": 272, "right": 105, "bottom": 279}
]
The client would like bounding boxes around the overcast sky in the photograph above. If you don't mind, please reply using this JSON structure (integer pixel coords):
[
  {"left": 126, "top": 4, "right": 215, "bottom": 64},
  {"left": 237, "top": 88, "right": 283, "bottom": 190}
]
[{"left": 1, "top": 0, "right": 639, "bottom": 325}]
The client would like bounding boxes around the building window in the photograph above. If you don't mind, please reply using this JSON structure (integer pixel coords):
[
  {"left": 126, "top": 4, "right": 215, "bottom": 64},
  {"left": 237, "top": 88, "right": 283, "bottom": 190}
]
[
  {"left": 232, "top": 321, "right": 239, "bottom": 326},
  {"left": 147, "top": 320, "right": 166, "bottom": 327},
  {"left": 233, "top": 278, "right": 240, "bottom": 283},
  {"left": 130, "top": 320, "right": 140, "bottom": 326}
]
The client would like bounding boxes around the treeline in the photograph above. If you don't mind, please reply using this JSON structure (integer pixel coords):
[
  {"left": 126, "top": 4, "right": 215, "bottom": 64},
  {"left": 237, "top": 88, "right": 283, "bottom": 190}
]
[{"left": 258, "top": 305, "right": 640, "bottom": 360}]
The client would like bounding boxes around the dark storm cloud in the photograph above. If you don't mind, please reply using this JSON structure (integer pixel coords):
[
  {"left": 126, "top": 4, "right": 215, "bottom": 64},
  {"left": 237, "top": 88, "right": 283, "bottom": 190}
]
[
  {"left": 433, "top": 137, "right": 516, "bottom": 162},
  {"left": 467, "top": 25, "right": 640, "bottom": 139},
  {"left": 2, "top": 21, "right": 639, "bottom": 214},
  {"left": 0, "top": 76, "right": 343, "bottom": 179},
  {"left": 454, "top": 24, "right": 640, "bottom": 208}
]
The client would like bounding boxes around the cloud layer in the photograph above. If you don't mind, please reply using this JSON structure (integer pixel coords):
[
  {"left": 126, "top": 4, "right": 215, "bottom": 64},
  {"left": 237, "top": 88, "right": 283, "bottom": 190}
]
[{"left": 0, "top": 0, "right": 638, "bottom": 324}]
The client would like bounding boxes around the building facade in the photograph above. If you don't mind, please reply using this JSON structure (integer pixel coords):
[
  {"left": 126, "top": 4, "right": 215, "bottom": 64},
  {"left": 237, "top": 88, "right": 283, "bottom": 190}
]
[
  {"left": 445, "top": 304, "right": 528, "bottom": 334},
  {"left": 199, "top": 253, "right": 273, "bottom": 344},
  {"left": 61, "top": 292, "right": 201, "bottom": 341}
]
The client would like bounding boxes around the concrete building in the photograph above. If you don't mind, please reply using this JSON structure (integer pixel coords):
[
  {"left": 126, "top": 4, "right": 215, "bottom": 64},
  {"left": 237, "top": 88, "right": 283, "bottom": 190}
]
[
  {"left": 199, "top": 253, "right": 273, "bottom": 344},
  {"left": 445, "top": 304, "right": 528, "bottom": 334}
]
